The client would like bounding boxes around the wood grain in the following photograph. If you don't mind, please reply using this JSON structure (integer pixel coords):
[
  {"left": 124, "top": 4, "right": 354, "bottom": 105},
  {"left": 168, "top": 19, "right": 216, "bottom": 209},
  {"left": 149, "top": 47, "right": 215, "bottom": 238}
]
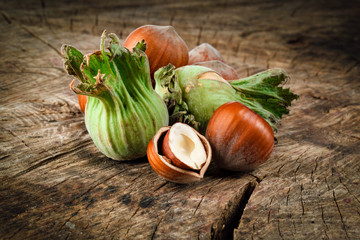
[{"left": 0, "top": 0, "right": 359, "bottom": 239}]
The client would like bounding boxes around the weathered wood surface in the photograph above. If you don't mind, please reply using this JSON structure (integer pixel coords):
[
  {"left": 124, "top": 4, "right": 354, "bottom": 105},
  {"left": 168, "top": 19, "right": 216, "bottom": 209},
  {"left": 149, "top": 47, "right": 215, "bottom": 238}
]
[{"left": 0, "top": 0, "right": 359, "bottom": 239}]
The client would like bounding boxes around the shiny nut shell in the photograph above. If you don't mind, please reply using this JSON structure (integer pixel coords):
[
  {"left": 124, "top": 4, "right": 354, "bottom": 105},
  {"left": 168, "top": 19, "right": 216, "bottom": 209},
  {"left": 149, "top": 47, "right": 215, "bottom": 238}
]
[
  {"left": 147, "top": 126, "right": 212, "bottom": 184},
  {"left": 123, "top": 25, "right": 189, "bottom": 76},
  {"left": 206, "top": 101, "right": 274, "bottom": 171}
]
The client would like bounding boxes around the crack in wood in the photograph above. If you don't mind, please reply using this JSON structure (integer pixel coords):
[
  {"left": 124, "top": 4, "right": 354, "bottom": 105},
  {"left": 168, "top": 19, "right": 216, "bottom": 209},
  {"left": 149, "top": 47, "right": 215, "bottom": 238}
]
[
  {"left": 0, "top": 154, "right": 10, "bottom": 161},
  {"left": 333, "top": 190, "right": 350, "bottom": 239},
  {"left": 59, "top": 209, "right": 80, "bottom": 232},
  {"left": 1, "top": 11, "right": 11, "bottom": 24},
  {"left": 300, "top": 184, "right": 305, "bottom": 215},
  {"left": 20, "top": 25, "right": 61, "bottom": 56},
  {"left": 324, "top": 177, "right": 331, "bottom": 191},
  {"left": 286, "top": 187, "right": 291, "bottom": 206},
  {"left": 99, "top": 208, "right": 115, "bottom": 234},
  {"left": 277, "top": 163, "right": 286, "bottom": 175},
  {"left": 337, "top": 176, "right": 360, "bottom": 205},
  {"left": 247, "top": 173, "right": 264, "bottom": 183},
  {"left": 290, "top": 0, "right": 308, "bottom": 17},
  {"left": 277, "top": 220, "right": 284, "bottom": 240},
  {"left": 267, "top": 209, "right": 271, "bottom": 224},
  {"left": 196, "top": 26, "right": 203, "bottom": 46},
  {"left": 324, "top": 229, "right": 330, "bottom": 240},
  {"left": 87, "top": 169, "right": 126, "bottom": 193},
  {"left": 116, "top": 166, "right": 151, "bottom": 192},
  {"left": 0, "top": 64, "right": 66, "bottom": 74},
  {"left": 150, "top": 205, "right": 172, "bottom": 240},
  {"left": 91, "top": 14, "right": 99, "bottom": 35},
  {"left": 320, "top": 204, "right": 329, "bottom": 230},
  {"left": 344, "top": 60, "right": 360, "bottom": 74},
  {"left": 294, "top": 163, "right": 301, "bottom": 182},
  {"left": 63, "top": 166, "right": 127, "bottom": 209},
  {"left": 267, "top": 196, "right": 274, "bottom": 223},
  {"left": 213, "top": 181, "right": 257, "bottom": 240},
  {"left": 295, "top": 149, "right": 309, "bottom": 163},
  {"left": 311, "top": 156, "right": 319, "bottom": 182},
  {"left": 13, "top": 142, "right": 92, "bottom": 178},
  {"left": 269, "top": 196, "right": 274, "bottom": 205},
  {"left": 292, "top": 219, "right": 297, "bottom": 234},
  {"left": 129, "top": 206, "right": 141, "bottom": 220},
  {"left": 43, "top": 178, "right": 69, "bottom": 193},
  {"left": 194, "top": 178, "right": 224, "bottom": 216},
  {"left": 6, "top": 227, "right": 22, "bottom": 239},
  {"left": 126, "top": 185, "right": 179, "bottom": 238},
  {"left": 3, "top": 127, "right": 32, "bottom": 150},
  {"left": 64, "top": 233, "right": 70, "bottom": 240},
  {"left": 0, "top": 70, "right": 64, "bottom": 80},
  {"left": 124, "top": 215, "right": 137, "bottom": 235},
  {"left": 130, "top": 169, "right": 148, "bottom": 183},
  {"left": 70, "top": 18, "right": 74, "bottom": 32},
  {"left": 310, "top": 169, "right": 314, "bottom": 182},
  {"left": 169, "top": 14, "right": 175, "bottom": 26},
  {"left": 153, "top": 181, "right": 168, "bottom": 192},
  {"left": 251, "top": 223, "right": 255, "bottom": 240}
]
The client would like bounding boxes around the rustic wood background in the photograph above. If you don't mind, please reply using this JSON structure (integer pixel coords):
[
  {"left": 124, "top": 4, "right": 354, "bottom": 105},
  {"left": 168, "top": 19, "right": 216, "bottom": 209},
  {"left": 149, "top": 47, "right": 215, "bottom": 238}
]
[{"left": 1, "top": 0, "right": 359, "bottom": 239}]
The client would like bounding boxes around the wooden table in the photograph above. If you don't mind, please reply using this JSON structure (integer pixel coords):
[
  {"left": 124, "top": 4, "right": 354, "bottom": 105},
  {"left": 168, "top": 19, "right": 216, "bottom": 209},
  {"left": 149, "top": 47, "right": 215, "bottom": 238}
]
[{"left": 1, "top": 0, "right": 359, "bottom": 239}]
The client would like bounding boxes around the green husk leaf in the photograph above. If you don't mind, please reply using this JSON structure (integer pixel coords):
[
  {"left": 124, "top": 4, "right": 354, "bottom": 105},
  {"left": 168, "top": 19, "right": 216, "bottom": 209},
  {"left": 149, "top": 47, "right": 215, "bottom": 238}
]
[
  {"left": 61, "top": 30, "right": 169, "bottom": 160},
  {"left": 154, "top": 64, "right": 200, "bottom": 129},
  {"left": 61, "top": 45, "right": 85, "bottom": 82},
  {"left": 134, "top": 39, "right": 147, "bottom": 52},
  {"left": 229, "top": 68, "right": 299, "bottom": 121},
  {"left": 154, "top": 65, "right": 298, "bottom": 133}
]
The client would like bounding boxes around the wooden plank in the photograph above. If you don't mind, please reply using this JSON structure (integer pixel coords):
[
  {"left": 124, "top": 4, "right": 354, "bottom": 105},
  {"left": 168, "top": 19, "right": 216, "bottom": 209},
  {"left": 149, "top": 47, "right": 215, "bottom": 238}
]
[{"left": 0, "top": 0, "right": 359, "bottom": 239}]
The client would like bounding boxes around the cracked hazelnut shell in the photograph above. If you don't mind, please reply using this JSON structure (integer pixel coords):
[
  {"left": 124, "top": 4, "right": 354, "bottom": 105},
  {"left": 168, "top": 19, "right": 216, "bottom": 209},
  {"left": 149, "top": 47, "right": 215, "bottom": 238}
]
[{"left": 147, "top": 126, "right": 212, "bottom": 184}]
